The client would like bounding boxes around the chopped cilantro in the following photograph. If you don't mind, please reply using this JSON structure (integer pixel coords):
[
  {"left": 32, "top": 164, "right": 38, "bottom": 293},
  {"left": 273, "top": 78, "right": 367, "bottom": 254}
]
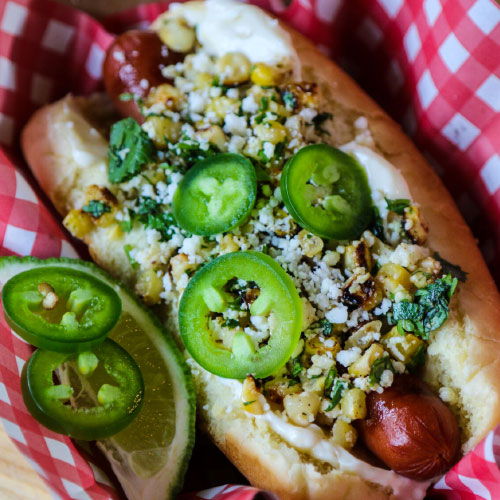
[
  {"left": 82, "top": 200, "right": 110, "bottom": 218},
  {"left": 259, "top": 96, "right": 270, "bottom": 112},
  {"left": 119, "top": 208, "right": 135, "bottom": 233},
  {"left": 318, "top": 318, "right": 333, "bottom": 336},
  {"left": 369, "top": 357, "right": 395, "bottom": 385},
  {"left": 324, "top": 367, "right": 337, "bottom": 396},
  {"left": 311, "top": 112, "right": 333, "bottom": 135},
  {"left": 123, "top": 244, "right": 138, "bottom": 269},
  {"left": 258, "top": 148, "right": 270, "bottom": 164},
  {"left": 392, "top": 274, "right": 458, "bottom": 339},
  {"left": 222, "top": 318, "right": 239, "bottom": 328},
  {"left": 292, "top": 358, "right": 303, "bottom": 378},
  {"left": 370, "top": 205, "right": 385, "bottom": 241},
  {"left": 243, "top": 400, "right": 256, "bottom": 406},
  {"left": 282, "top": 90, "right": 297, "bottom": 111},
  {"left": 108, "top": 118, "right": 155, "bottom": 184},
  {"left": 385, "top": 198, "right": 411, "bottom": 215},
  {"left": 326, "top": 379, "right": 349, "bottom": 411},
  {"left": 433, "top": 252, "right": 468, "bottom": 283},
  {"left": 407, "top": 344, "right": 426, "bottom": 372},
  {"left": 135, "top": 196, "right": 177, "bottom": 242}
]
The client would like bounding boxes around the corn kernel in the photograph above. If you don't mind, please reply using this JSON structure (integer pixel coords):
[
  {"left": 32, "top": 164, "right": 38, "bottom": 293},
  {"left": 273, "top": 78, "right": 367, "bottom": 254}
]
[
  {"left": 301, "top": 297, "right": 317, "bottom": 331},
  {"left": 216, "top": 52, "right": 251, "bottom": 85},
  {"left": 250, "top": 63, "right": 277, "bottom": 86},
  {"left": 263, "top": 377, "right": 301, "bottom": 403},
  {"left": 206, "top": 96, "right": 239, "bottom": 120},
  {"left": 135, "top": 269, "right": 163, "bottom": 305},
  {"left": 219, "top": 234, "right": 239, "bottom": 254},
  {"left": 254, "top": 121, "right": 287, "bottom": 145},
  {"left": 305, "top": 335, "right": 341, "bottom": 358},
  {"left": 298, "top": 229, "right": 324, "bottom": 258},
  {"left": 195, "top": 125, "right": 227, "bottom": 151},
  {"left": 157, "top": 19, "right": 196, "bottom": 53},
  {"left": 63, "top": 209, "right": 93, "bottom": 239},
  {"left": 331, "top": 420, "right": 358, "bottom": 449},
  {"left": 376, "top": 263, "right": 412, "bottom": 297},
  {"left": 348, "top": 343, "right": 385, "bottom": 376},
  {"left": 170, "top": 253, "right": 195, "bottom": 283},
  {"left": 284, "top": 391, "right": 321, "bottom": 426},
  {"left": 106, "top": 224, "right": 123, "bottom": 241},
  {"left": 144, "top": 116, "right": 181, "bottom": 147},
  {"left": 242, "top": 376, "right": 264, "bottom": 415},
  {"left": 145, "top": 83, "right": 183, "bottom": 111},
  {"left": 410, "top": 270, "right": 428, "bottom": 289},
  {"left": 343, "top": 240, "right": 372, "bottom": 272},
  {"left": 345, "top": 320, "right": 382, "bottom": 350},
  {"left": 341, "top": 388, "right": 367, "bottom": 420},
  {"left": 381, "top": 326, "right": 424, "bottom": 364}
]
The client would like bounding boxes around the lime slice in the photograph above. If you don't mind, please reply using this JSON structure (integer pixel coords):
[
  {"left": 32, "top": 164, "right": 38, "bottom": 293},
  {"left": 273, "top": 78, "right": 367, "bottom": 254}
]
[{"left": 0, "top": 256, "right": 195, "bottom": 500}]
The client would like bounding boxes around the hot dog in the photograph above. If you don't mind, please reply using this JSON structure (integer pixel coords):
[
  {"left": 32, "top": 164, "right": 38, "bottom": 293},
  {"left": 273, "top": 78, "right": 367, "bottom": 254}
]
[{"left": 20, "top": 1, "right": 500, "bottom": 499}]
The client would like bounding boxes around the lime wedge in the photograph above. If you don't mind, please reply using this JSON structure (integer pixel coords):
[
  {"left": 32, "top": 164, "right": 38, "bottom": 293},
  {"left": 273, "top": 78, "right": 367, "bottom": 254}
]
[{"left": 0, "top": 256, "right": 195, "bottom": 500}]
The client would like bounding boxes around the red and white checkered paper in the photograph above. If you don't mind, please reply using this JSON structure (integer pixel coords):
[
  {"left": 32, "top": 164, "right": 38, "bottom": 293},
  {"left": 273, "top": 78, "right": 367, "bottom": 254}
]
[{"left": 0, "top": 0, "right": 500, "bottom": 498}]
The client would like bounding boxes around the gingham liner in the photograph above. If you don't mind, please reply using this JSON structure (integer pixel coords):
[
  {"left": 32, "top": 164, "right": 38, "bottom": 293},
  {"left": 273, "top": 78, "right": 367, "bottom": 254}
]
[{"left": 0, "top": 0, "right": 499, "bottom": 498}]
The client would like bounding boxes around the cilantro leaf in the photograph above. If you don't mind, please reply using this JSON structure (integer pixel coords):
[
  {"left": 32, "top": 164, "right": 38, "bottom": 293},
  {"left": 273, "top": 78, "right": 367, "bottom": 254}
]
[
  {"left": 385, "top": 198, "right": 410, "bottom": 215},
  {"left": 292, "top": 358, "right": 303, "bottom": 378},
  {"left": 222, "top": 318, "right": 239, "bottom": 328},
  {"left": 324, "top": 367, "right": 337, "bottom": 396},
  {"left": 282, "top": 90, "right": 297, "bottom": 111},
  {"left": 319, "top": 318, "right": 333, "bottom": 336},
  {"left": 370, "top": 205, "right": 385, "bottom": 241},
  {"left": 433, "top": 252, "right": 468, "bottom": 283},
  {"left": 259, "top": 96, "right": 269, "bottom": 112},
  {"left": 108, "top": 118, "right": 155, "bottom": 183},
  {"left": 407, "top": 344, "right": 426, "bottom": 373},
  {"left": 392, "top": 275, "right": 458, "bottom": 339},
  {"left": 311, "top": 112, "right": 333, "bottom": 135},
  {"left": 326, "top": 379, "right": 348, "bottom": 411},
  {"left": 82, "top": 200, "right": 110, "bottom": 218},
  {"left": 136, "top": 196, "right": 178, "bottom": 242},
  {"left": 369, "top": 357, "right": 395, "bottom": 385},
  {"left": 123, "top": 244, "right": 138, "bottom": 269}
]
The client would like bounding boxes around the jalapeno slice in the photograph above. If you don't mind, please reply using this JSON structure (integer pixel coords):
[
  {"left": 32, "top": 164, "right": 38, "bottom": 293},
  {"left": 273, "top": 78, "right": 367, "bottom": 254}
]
[
  {"left": 178, "top": 251, "right": 302, "bottom": 379},
  {"left": 2, "top": 267, "right": 121, "bottom": 352},
  {"left": 21, "top": 338, "right": 144, "bottom": 440},
  {"left": 280, "top": 144, "right": 372, "bottom": 240},
  {"left": 172, "top": 153, "right": 257, "bottom": 236}
]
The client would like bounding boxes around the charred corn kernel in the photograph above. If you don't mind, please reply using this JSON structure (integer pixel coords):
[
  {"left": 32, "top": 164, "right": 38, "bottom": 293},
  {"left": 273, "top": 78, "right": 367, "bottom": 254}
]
[
  {"left": 341, "top": 388, "right": 367, "bottom": 420},
  {"left": 219, "top": 234, "right": 239, "bottom": 254},
  {"left": 84, "top": 185, "right": 117, "bottom": 206},
  {"left": 144, "top": 116, "right": 181, "bottom": 147},
  {"left": 376, "top": 263, "right": 412, "bottom": 297},
  {"left": 170, "top": 253, "right": 194, "bottom": 283},
  {"left": 254, "top": 121, "right": 287, "bottom": 144},
  {"left": 343, "top": 240, "right": 372, "bottom": 272},
  {"left": 403, "top": 205, "right": 429, "bottom": 245},
  {"left": 331, "top": 420, "right": 358, "bottom": 449},
  {"left": 250, "top": 63, "right": 277, "bottom": 86},
  {"left": 145, "top": 83, "right": 183, "bottom": 110},
  {"left": 410, "top": 270, "right": 429, "bottom": 289},
  {"left": 342, "top": 270, "right": 383, "bottom": 311},
  {"left": 135, "top": 269, "right": 163, "bottom": 305},
  {"left": 381, "top": 326, "right": 424, "bottom": 363},
  {"left": 63, "top": 209, "right": 93, "bottom": 239},
  {"left": 301, "top": 297, "right": 317, "bottom": 331},
  {"left": 206, "top": 96, "right": 239, "bottom": 119},
  {"left": 345, "top": 320, "right": 382, "bottom": 350},
  {"left": 264, "top": 377, "right": 301, "bottom": 403},
  {"left": 298, "top": 229, "right": 324, "bottom": 258},
  {"left": 284, "top": 392, "right": 321, "bottom": 426},
  {"left": 216, "top": 52, "right": 251, "bottom": 84},
  {"left": 305, "top": 336, "right": 341, "bottom": 358},
  {"left": 281, "top": 82, "right": 319, "bottom": 109},
  {"left": 348, "top": 343, "right": 385, "bottom": 376},
  {"left": 242, "top": 376, "right": 264, "bottom": 415},
  {"left": 157, "top": 19, "right": 196, "bottom": 53},
  {"left": 195, "top": 125, "right": 226, "bottom": 151}
]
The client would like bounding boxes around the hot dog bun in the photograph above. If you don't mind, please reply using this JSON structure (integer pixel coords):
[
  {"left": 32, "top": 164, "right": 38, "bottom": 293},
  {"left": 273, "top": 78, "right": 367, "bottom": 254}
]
[{"left": 21, "top": 3, "right": 500, "bottom": 499}]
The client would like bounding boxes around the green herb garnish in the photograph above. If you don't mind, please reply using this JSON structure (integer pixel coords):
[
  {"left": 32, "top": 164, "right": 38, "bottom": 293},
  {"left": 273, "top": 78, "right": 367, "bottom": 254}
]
[
  {"left": 311, "top": 112, "right": 333, "bottom": 135},
  {"left": 385, "top": 198, "right": 411, "bottom": 215},
  {"left": 82, "top": 200, "right": 110, "bottom": 218},
  {"left": 123, "top": 244, "right": 138, "bottom": 269},
  {"left": 324, "top": 367, "right": 337, "bottom": 396},
  {"left": 108, "top": 118, "right": 155, "bottom": 183},
  {"left": 326, "top": 379, "right": 348, "bottom": 411},
  {"left": 222, "top": 318, "right": 239, "bottom": 328},
  {"left": 369, "top": 357, "right": 395, "bottom": 385}
]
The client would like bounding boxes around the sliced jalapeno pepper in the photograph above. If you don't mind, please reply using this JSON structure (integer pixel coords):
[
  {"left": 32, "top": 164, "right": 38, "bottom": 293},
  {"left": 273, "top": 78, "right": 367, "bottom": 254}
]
[
  {"left": 280, "top": 144, "right": 372, "bottom": 240},
  {"left": 178, "top": 251, "right": 302, "bottom": 379},
  {"left": 172, "top": 153, "right": 257, "bottom": 236},
  {"left": 21, "top": 338, "right": 144, "bottom": 440},
  {"left": 2, "top": 266, "right": 121, "bottom": 352}
]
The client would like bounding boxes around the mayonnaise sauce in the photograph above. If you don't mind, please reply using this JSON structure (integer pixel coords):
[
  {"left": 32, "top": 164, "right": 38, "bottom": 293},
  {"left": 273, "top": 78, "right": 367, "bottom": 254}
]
[{"left": 166, "top": 0, "right": 297, "bottom": 66}]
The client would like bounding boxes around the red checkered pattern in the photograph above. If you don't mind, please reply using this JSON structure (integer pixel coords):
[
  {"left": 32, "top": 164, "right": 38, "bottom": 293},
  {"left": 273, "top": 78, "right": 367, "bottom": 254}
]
[{"left": 0, "top": 0, "right": 500, "bottom": 498}]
